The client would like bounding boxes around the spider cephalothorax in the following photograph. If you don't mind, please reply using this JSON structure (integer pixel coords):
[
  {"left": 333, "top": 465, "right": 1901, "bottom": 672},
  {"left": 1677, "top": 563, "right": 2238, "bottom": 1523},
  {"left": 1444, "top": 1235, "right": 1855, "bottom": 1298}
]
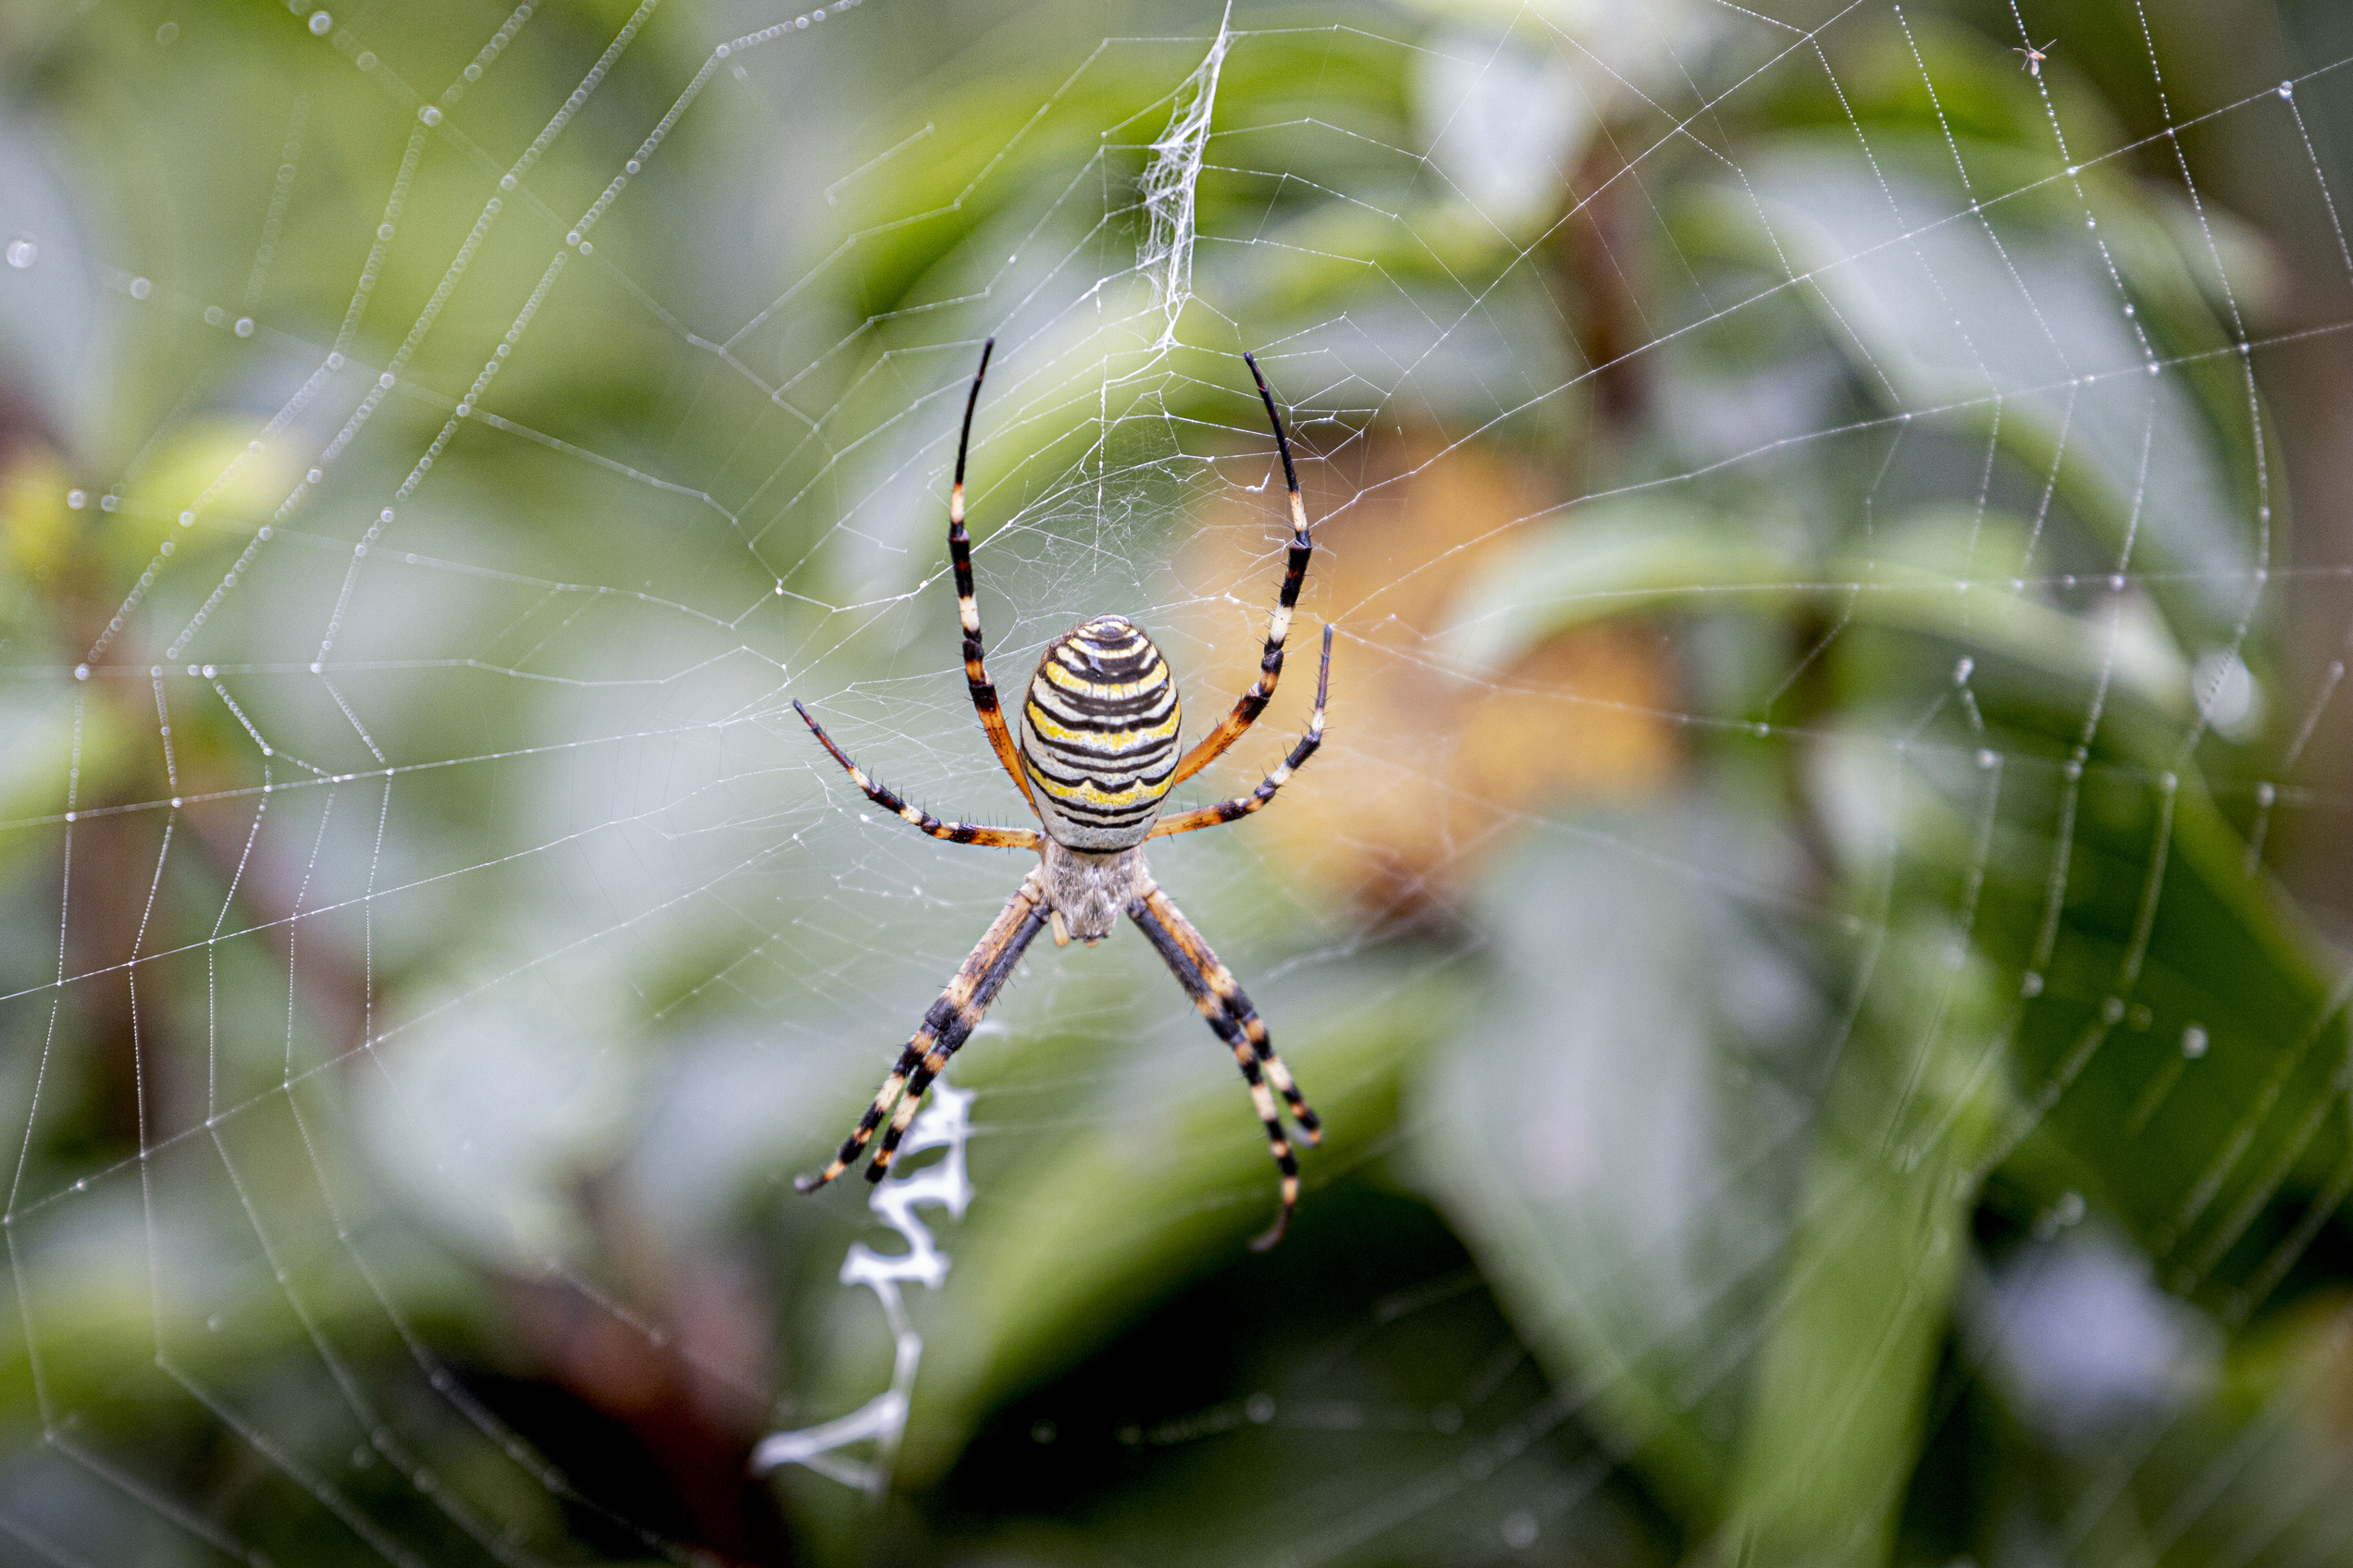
[{"left": 790, "top": 340, "right": 1330, "bottom": 1249}]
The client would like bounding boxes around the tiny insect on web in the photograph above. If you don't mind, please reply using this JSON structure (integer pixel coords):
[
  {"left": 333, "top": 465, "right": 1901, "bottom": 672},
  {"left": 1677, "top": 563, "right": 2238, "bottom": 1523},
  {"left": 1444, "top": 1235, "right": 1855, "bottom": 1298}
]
[
  {"left": 2016, "top": 38, "right": 2054, "bottom": 76},
  {"left": 790, "top": 340, "right": 1332, "bottom": 1251}
]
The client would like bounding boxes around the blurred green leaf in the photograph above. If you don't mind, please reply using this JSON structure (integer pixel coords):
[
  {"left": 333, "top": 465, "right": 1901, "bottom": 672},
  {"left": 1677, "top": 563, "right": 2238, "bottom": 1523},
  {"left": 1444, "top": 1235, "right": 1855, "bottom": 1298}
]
[
  {"left": 1412, "top": 799, "right": 1831, "bottom": 1525},
  {"left": 1443, "top": 499, "right": 2193, "bottom": 731},
  {"left": 1720, "top": 930, "right": 2007, "bottom": 1567},
  {"left": 1678, "top": 130, "right": 2264, "bottom": 649},
  {"left": 1853, "top": 642, "right": 2353, "bottom": 1312},
  {"left": 1443, "top": 439, "right": 2337, "bottom": 1319}
]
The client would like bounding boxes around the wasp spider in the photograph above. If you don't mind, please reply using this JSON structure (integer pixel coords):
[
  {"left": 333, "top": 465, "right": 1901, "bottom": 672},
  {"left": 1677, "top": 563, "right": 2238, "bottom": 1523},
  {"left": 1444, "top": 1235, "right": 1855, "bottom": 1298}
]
[{"left": 792, "top": 341, "right": 1331, "bottom": 1249}]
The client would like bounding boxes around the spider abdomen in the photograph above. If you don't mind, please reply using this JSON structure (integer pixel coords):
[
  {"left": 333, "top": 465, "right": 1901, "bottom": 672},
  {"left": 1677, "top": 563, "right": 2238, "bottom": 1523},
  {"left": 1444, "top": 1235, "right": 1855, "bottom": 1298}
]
[{"left": 1019, "top": 614, "right": 1181, "bottom": 849}]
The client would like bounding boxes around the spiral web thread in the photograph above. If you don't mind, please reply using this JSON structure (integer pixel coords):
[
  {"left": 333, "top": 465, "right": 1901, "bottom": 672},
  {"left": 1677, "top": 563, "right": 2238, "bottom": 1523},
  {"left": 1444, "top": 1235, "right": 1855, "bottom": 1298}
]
[{"left": 0, "top": 0, "right": 2349, "bottom": 1562}]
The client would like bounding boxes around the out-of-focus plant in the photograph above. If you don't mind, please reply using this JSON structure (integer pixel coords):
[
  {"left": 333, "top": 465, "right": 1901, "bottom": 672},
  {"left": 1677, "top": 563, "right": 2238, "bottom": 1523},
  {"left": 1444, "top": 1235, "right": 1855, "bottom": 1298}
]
[{"left": 1, "top": 1, "right": 2349, "bottom": 1566}]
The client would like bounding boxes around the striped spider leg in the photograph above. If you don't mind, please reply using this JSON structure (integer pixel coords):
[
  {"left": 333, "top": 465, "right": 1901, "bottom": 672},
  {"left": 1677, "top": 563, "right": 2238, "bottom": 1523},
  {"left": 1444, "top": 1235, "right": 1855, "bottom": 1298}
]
[
  {"left": 1130, "top": 622, "right": 1331, "bottom": 1246},
  {"left": 795, "top": 868, "right": 1049, "bottom": 1191},
  {"left": 790, "top": 699, "right": 1041, "bottom": 851},
  {"left": 1164, "top": 350, "right": 1317, "bottom": 790},
  {"left": 945, "top": 338, "right": 1042, "bottom": 817},
  {"left": 1148, "top": 624, "right": 1331, "bottom": 841},
  {"left": 1128, "top": 883, "right": 1324, "bottom": 1251}
]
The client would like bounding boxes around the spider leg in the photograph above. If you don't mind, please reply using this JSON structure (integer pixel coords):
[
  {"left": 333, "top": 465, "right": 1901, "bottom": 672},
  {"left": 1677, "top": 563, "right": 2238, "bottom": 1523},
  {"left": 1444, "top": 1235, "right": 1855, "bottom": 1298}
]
[
  {"left": 1134, "top": 883, "right": 1322, "bottom": 1139},
  {"left": 1166, "top": 352, "right": 1316, "bottom": 790},
  {"left": 796, "top": 870, "right": 1048, "bottom": 1193},
  {"left": 946, "top": 340, "right": 1042, "bottom": 818},
  {"left": 1150, "top": 624, "right": 1330, "bottom": 840},
  {"left": 1128, "top": 882, "right": 1322, "bottom": 1251},
  {"left": 794, "top": 700, "right": 1042, "bottom": 850}
]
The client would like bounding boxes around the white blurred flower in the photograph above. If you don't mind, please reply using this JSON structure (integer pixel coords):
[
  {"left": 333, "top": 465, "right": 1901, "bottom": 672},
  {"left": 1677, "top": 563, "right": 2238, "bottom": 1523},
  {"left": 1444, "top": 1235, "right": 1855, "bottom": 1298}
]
[{"left": 1976, "top": 1230, "right": 2217, "bottom": 1446}]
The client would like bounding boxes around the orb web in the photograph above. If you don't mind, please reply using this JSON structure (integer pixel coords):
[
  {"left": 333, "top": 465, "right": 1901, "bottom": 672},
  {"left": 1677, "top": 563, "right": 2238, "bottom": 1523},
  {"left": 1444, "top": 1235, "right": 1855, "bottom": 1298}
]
[{"left": 0, "top": 0, "right": 2350, "bottom": 1563}]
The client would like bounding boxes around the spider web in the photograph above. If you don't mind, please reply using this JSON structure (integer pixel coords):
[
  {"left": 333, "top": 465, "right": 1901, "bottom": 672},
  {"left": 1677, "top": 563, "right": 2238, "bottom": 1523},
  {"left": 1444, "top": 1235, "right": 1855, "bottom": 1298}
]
[{"left": 1, "top": 0, "right": 2351, "bottom": 1563}]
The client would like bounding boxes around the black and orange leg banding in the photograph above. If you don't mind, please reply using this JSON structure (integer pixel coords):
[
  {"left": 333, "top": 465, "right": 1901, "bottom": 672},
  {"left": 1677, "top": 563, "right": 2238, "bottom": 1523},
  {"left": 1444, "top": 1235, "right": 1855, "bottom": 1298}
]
[
  {"left": 1229, "top": 1038, "right": 1299, "bottom": 1252},
  {"left": 1167, "top": 351, "right": 1318, "bottom": 790},
  {"left": 1140, "top": 885, "right": 1322, "bottom": 1140},
  {"left": 944, "top": 339, "right": 1040, "bottom": 817},
  {"left": 867, "top": 894, "right": 1045, "bottom": 1177},
  {"left": 795, "top": 874, "right": 1047, "bottom": 1192},
  {"left": 793, "top": 699, "right": 1041, "bottom": 850},
  {"left": 795, "top": 1036, "right": 927, "bottom": 1193},
  {"left": 1128, "top": 884, "right": 1319, "bottom": 1249},
  {"left": 1150, "top": 623, "right": 1331, "bottom": 842}
]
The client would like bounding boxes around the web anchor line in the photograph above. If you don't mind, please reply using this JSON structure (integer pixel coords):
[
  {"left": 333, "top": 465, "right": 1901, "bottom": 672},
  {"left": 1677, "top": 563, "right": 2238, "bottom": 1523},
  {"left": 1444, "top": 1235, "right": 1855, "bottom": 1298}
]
[{"left": 749, "top": 1078, "right": 973, "bottom": 1496}]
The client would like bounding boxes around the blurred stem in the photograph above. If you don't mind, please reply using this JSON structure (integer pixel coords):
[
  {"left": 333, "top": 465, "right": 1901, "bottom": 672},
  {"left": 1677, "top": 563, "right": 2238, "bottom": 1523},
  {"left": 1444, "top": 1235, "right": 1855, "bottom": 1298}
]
[
  {"left": 1557, "top": 134, "right": 1653, "bottom": 436},
  {"left": 1714, "top": 934, "right": 2007, "bottom": 1567}
]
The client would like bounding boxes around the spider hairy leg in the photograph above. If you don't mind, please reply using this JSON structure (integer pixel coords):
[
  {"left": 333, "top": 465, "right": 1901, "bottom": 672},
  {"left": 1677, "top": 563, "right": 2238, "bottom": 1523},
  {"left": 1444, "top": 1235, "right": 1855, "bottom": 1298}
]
[
  {"left": 793, "top": 699, "right": 1040, "bottom": 850},
  {"left": 1128, "top": 883, "right": 1321, "bottom": 1250},
  {"left": 1166, "top": 352, "right": 1317, "bottom": 790},
  {"left": 865, "top": 888, "right": 1048, "bottom": 1179},
  {"left": 1149, "top": 623, "right": 1331, "bottom": 840},
  {"left": 795, "top": 872, "right": 1048, "bottom": 1192},
  {"left": 944, "top": 338, "right": 1041, "bottom": 815},
  {"left": 1140, "top": 884, "right": 1321, "bottom": 1140}
]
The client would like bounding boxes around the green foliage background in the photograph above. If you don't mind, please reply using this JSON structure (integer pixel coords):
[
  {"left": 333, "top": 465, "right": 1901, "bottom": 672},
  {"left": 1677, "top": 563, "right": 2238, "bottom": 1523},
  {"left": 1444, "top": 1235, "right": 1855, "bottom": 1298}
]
[{"left": 2, "top": 1, "right": 2352, "bottom": 1564}]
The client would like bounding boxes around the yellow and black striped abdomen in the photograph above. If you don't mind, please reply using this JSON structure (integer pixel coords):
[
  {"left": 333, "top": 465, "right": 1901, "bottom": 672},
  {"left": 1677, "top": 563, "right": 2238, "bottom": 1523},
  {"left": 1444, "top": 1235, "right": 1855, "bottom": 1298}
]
[{"left": 1020, "top": 615, "right": 1182, "bottom": 849}]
